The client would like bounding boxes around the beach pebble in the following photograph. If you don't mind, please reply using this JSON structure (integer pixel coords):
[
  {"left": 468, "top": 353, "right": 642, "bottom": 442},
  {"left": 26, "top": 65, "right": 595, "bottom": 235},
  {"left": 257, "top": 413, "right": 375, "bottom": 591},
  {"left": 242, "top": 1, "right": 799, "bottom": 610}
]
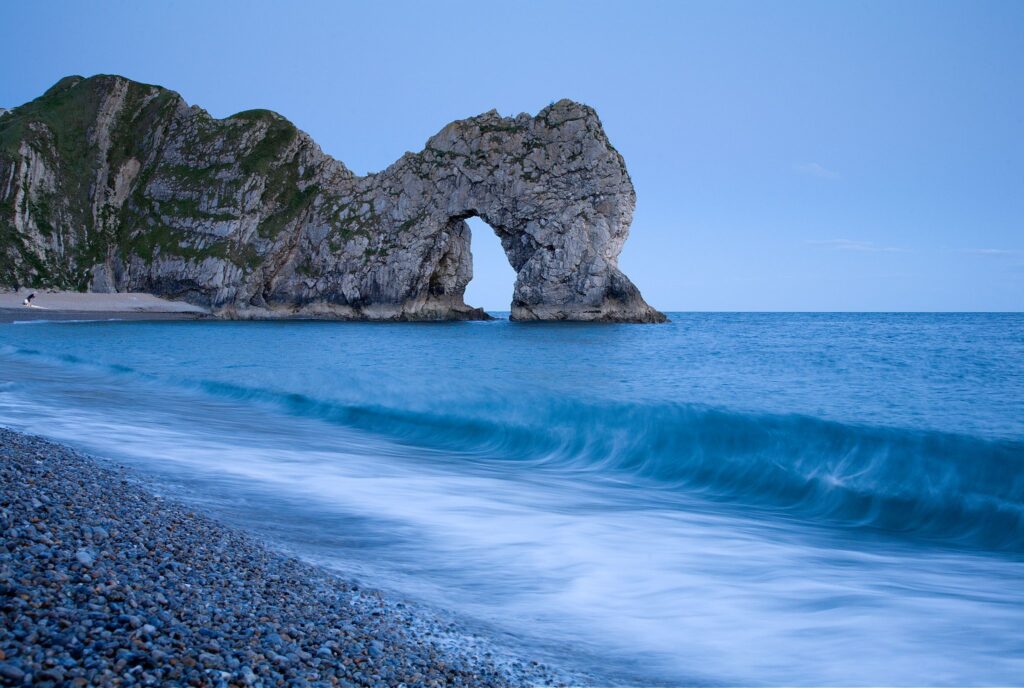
[
  {"left": 0, "top": 428, "right": 577, "bottom": 687},
  {"left": 0, "top": 663, "right": 25, "bottom": 681}
]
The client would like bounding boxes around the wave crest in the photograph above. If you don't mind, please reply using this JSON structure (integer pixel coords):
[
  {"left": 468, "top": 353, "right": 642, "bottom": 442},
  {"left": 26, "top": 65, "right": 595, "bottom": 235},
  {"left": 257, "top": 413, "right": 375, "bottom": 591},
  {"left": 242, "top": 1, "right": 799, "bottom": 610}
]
[{"left": 5, "top": 344, "right": 1023, "bottom": 552}]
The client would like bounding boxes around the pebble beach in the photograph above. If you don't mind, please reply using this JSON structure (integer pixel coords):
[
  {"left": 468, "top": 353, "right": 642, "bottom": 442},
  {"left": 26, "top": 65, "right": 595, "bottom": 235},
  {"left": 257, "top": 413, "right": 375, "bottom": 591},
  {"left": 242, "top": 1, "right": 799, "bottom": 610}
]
[{"left": 0, "top": 428, "right": 569, "bottom": 687}]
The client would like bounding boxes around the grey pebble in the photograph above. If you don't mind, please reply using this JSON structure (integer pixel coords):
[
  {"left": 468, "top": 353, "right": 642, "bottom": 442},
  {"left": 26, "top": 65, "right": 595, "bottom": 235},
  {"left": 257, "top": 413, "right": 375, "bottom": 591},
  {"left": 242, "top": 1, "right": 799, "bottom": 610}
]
[
  {"left": 0, "top": 428, "right": 580, "bottom": 687},
  {"left": 0, "top": 663, "right": 25, "bottom": 681}
]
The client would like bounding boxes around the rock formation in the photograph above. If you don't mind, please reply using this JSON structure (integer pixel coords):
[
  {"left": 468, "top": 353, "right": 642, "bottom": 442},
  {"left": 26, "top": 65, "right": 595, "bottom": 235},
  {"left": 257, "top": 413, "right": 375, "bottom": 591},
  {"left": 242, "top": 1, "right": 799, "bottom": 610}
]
[{"left": 0, "top": 75, "right": 665, "bottom": 322}]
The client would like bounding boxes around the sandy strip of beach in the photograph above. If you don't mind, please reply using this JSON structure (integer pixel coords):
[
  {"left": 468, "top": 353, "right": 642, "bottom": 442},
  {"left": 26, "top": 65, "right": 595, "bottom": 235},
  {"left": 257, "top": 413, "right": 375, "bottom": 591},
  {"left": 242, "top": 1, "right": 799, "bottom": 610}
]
[
  {"left": 0, "top": 427, "right": 572, "bottom": 686},
  {"left": 0, "top": 290, "right": 210, "bottom": 324}
]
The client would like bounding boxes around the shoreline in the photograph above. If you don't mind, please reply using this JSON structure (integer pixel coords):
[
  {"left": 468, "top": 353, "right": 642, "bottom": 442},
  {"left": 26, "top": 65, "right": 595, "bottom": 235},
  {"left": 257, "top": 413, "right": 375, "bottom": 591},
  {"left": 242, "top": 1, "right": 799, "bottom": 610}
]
[
  {"left": 0, "top": 309, "right": 209, "bottom": 324},
  {"left": 0, "top": 427, "right": 574, "bottom": 687},
  {"left": 0, "top": 291, "right": 208, "bottom": 313},
  {"left": 0, "top": 291, "right": 210, "bottom": 325},
  {"left": 0, "top": 291, "right": 666, "bottom": 324}
]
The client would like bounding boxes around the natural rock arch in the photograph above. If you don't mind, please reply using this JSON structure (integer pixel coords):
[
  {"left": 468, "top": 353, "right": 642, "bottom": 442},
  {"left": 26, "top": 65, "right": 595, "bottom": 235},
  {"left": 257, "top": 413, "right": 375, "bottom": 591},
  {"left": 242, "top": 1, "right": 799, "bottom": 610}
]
[
  {"left": 269, "top": 99, "right": 665, "bottom": 322},
  {"left": 0, "top": 76, "right": 665, "bottom": 322}
]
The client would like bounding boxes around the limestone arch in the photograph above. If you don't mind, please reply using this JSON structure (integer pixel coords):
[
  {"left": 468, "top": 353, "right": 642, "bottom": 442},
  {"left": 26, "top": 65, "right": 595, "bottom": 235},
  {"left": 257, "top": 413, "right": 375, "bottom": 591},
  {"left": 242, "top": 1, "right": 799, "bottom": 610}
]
[{"left": 397, "top": 101, "right": 664, "bottom": 322}]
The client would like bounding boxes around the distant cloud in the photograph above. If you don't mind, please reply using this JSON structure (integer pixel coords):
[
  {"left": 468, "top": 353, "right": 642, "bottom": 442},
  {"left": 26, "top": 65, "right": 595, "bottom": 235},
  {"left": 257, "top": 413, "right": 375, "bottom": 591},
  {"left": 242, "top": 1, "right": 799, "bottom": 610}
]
[
  {"left": 960, "top": 248, "right": 1023, "bottom": 257},
  {"left": 808, "top": 239, "right": 908, "bottom": 253},
  {"left": 793, "top": 162, "right": 840, "bottom": 180}
]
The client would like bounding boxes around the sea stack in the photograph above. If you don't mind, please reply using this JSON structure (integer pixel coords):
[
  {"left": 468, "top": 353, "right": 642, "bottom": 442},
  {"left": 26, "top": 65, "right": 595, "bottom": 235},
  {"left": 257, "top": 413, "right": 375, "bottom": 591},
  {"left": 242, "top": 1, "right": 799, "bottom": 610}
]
[{"left": 0, "top": 75, "right": 665, "bottom": 322}]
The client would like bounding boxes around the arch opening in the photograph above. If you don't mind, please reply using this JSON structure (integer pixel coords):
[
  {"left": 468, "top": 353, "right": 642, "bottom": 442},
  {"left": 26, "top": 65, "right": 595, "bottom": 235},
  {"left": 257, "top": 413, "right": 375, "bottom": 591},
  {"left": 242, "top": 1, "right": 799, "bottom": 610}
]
[{"left": 462, "top": 216, "right": 517, "bottom": 316}]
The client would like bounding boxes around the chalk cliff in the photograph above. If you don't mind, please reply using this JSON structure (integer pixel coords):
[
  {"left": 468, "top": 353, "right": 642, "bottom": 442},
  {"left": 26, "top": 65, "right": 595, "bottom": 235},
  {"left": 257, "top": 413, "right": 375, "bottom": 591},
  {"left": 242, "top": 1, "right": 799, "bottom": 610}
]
[{"left": 0, "top": 75, "right": 664, "bottom": 322}]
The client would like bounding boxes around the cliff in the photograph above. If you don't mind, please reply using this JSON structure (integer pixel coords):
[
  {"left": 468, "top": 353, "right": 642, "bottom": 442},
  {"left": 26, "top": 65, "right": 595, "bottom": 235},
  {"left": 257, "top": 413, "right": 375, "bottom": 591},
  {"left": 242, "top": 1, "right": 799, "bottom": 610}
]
[{"left": 0, "top": 75, "right": 665, "bottom": 322}]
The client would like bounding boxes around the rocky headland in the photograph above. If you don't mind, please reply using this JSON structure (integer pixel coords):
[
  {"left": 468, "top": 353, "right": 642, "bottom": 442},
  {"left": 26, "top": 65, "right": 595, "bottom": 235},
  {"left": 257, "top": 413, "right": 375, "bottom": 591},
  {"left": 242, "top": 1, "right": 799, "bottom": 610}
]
[{"left": 0, "top": 76, "right": 664, "bottom": 322}]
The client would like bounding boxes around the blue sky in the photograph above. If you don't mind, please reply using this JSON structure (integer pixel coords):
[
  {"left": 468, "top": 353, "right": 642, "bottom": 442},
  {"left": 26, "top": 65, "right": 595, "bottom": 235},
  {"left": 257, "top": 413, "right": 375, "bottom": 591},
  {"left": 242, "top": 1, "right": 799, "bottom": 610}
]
[{"left": 2, "top": 0, "right": 1021, "bottom": 310}]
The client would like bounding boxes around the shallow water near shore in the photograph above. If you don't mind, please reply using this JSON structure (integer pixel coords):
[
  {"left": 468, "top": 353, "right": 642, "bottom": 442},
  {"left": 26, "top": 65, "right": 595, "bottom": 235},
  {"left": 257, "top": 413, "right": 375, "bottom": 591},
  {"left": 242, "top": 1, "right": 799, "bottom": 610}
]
[{"left": 1, "top": 313, "right": 1022, "bottom": 685}]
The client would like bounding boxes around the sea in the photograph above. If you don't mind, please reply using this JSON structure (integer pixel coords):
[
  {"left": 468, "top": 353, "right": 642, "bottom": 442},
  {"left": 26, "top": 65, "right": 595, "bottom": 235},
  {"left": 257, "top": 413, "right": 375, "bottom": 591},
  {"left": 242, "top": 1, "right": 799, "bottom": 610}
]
[{"left": 1, "top": 313, "right": 1021, "bottom": 686}]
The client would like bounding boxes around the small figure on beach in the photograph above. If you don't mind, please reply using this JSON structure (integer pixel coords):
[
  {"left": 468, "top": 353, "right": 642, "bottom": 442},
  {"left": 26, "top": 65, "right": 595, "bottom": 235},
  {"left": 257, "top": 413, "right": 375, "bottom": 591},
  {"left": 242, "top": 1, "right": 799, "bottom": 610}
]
[{"left": 22, "top": 292, "right": 36, "bottom": 307}]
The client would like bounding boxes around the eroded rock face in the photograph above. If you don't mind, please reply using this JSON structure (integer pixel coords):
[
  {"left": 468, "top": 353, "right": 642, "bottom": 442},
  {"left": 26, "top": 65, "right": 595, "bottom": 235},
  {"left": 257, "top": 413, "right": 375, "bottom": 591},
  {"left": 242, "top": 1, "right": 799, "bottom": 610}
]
[{"left": 0, "top": 75, "right": 665, "bottom": 322}]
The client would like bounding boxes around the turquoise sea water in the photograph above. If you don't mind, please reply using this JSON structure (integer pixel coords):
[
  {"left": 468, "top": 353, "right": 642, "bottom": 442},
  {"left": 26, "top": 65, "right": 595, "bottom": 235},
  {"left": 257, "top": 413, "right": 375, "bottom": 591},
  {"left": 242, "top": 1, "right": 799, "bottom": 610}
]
[{"left": 1, "top": 313, "right": 1022, "bottom": 685}]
